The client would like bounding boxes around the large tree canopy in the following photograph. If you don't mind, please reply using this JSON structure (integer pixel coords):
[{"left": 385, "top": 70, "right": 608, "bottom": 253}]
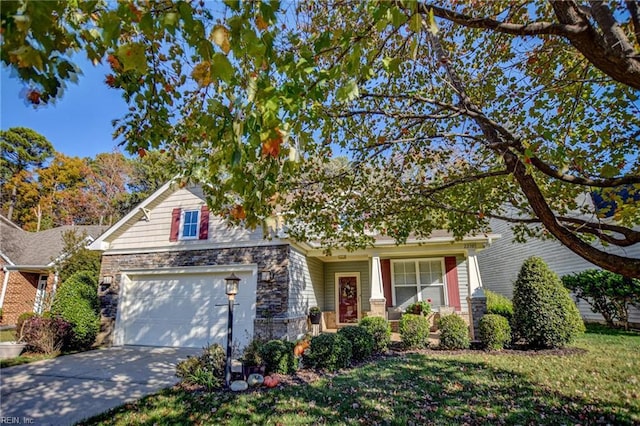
[
  {"left": 2, "top": 0, "right": 639, "bottom": 276},
  {"left": 0, "top": 127, "right": 53, "bottom": 220}
]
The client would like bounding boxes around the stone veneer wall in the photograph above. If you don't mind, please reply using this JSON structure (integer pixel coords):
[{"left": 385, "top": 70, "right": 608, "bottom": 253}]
[{"left": 98, "top": 245, "right": 292, "bottom": 345}]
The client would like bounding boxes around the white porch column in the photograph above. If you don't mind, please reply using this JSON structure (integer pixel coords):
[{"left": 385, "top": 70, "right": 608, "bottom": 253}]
[
  {"left": 467, "top": 248, "right": 487, "bottom": 339},
  {"left": 0, "top": 268, "right": 10, "bottom": 309},
  {"left": 369, "top": 256, "right": 386, "bottom": 318}
]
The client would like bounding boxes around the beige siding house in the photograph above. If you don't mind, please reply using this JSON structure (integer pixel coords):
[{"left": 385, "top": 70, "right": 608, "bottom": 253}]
[{"left": 90, "top": 181, "right": 498, "bottom": 350}]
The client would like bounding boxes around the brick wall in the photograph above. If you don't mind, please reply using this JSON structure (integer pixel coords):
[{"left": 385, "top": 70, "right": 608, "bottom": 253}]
[
  {"left": 0, "top": 269, "right": 54, "bottom": 326},
  {"left": 98, "top": 245, "right": 294, "bottom": 345}
]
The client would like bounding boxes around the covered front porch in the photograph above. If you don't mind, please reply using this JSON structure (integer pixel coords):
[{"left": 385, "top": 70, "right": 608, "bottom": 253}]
[{"left": 289, "top": 232, "right": 496, "bottom": 334}]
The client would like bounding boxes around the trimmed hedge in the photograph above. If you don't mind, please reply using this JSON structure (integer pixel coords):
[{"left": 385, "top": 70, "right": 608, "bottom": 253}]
[
  {"left": 399, "top": 313, "right": 430, "bottom": 349},
  {"left": 438, "top": 314, "right": 470, "bottom": 350},
  {"left": 51, "top": 271, "right": 100, "bottom": 350},
  {"left": 259, "top": 339, "right": 298, "bottom": 374},
  {"left": 358, "top": 316, "right": 391, "bottom": 354},
  {"left": 478, "top": 314, "right": 511, "bottom": 351},
  {"left": 302, "top": 333, "right": 352, "bottom": 371},
  {"left": 486, "top": 290, "right": 514, "bottom": 322},
  {"left": 337, "top": 326, "right": 374, "bottom": 362},
  {"left": 512, "top": 257, "right": 585, "bottom": 349}
]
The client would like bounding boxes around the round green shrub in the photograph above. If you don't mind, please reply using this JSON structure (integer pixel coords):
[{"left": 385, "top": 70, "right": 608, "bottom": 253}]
[
  {"left": 437, "top": 314, "right": 469, "bottom": 350},
  {"left": 358, "top": 316, "right": 391, "bottom": 354},
  {"left": 51, "top": 270, "right": 100, "bottom": 350},
  {"left": 399, "top": 313, "right": 430, "bottom": 349},
  {"left": 478, "top": 314, "right": 511, "bottom": 351},
  {"left": 259, "top": 339, "right": 298, "bottom": 374},
  {"left": 302, "top": 333, "right": 352, "bottom": 371},
  {"left": 337, "top": 326, "right": 374, "bottom": 362},
  {"left": 512, "top": 257, "right": 585, "bottom": 349},
  {"left": 486, "top": 290, "right": 514, "bottom": 322}
]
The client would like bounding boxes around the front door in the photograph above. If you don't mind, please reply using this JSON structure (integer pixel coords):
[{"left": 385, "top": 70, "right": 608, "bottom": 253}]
[{"left": 336, "top": 273, "right": 360, "bottom": 324}]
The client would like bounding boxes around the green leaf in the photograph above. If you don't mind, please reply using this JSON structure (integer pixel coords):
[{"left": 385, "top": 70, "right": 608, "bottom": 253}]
[
  {"left": 600, "top": 164, "right": 619, "bottom": 178},
  {"left": 427, "top": 8, "right": 438, "bottom": 34},
  {"left": 409, "top": 13, "right": 422, "bottom": 33},
  {"left": 211, "top": 53, "right": 234, "bottom": 83},
  {"left": 101, "top": 12, "right": 121, "bottom": 44},
  {"left": 336, "top": 79, "right": 359, "bottom": 102},
  {"left": 139, "top": 12, "right": 154, "bottom": 36},
  {"left": 116, "top": 43, "right": 148, "bottom": 73},
  {"left": 223, "top": 0, "right": 240, "bottom": 11}
]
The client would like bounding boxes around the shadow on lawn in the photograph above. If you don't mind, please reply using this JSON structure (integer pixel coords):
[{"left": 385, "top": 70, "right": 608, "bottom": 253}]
[
  {"left": 89, "top": 354, "right": 636, "bottom": 426},
  {"left": 584, "top": 322, "right": 640, "bottom": 337}
]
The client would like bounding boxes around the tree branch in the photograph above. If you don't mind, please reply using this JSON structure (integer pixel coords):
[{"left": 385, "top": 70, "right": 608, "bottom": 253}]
[
  {"left": 627, "top": 1, "right": 640, "bottom": 45},
  {"left": 417, "top": 169, "right": 511, "bottom": 195},
  {"left": 410, "top": 2, "right": 586, "bottom": 36},
  {"left": 426, "top": 28, "right": 640, "bottom": 277}
]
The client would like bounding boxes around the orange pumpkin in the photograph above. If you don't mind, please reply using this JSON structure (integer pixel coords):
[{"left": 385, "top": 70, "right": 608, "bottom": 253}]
[
  {"left": 263, "top": 375, "right": 280, "bottom": 388},
  {"left": 294, "top": 339, "right": 311, "bottom": 357}
]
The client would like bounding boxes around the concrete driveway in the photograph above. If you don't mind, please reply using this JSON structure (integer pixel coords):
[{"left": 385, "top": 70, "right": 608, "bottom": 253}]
[{"left": 0, "top": 346, "right": 199, "bottom": 425}]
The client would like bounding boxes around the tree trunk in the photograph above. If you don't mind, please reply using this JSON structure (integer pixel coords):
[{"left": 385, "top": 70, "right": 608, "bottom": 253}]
[
  {"left": 505, "top": 153, "right": 640, "bottom": 278},
  {"left": 552, "top": 1, "right": 640, "bottom": 90},
  {"left": 7, "top": 185, "right": 16, "bottom": 221}
]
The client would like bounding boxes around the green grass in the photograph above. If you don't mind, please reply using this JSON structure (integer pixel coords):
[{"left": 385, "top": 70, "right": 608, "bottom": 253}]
[
  {"left": 0, "top": 329, "right": 16, "bottom": 342},
  {"left": 0, "top": 328, "right": 58, "bottom": 368},
  {"left": 0, "top": 353, "right": 56, "bottom": 368},
  {"left": 80, "top": 324, "right": 640, "bottom": 425}
]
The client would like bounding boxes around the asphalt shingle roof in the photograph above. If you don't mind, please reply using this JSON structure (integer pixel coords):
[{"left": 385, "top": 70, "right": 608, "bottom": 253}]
[{"left": 0, "top": 216, "right": 106, "bottom": 266}]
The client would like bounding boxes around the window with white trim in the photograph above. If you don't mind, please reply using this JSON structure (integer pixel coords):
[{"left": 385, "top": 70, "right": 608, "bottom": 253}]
[
  {"left": 392, "top": 259, "right": 446, "bottom": 310},
  {"left": 180, "top": 210, "right": 200, "bottom": 239}
]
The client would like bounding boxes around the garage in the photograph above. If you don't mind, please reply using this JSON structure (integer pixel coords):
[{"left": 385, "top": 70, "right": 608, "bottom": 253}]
[{"left": 115, "top": 266, "right": 257, "bottom": 349}]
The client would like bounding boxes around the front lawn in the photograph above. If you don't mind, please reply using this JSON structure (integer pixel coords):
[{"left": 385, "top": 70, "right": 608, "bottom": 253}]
[
  {"left": 0, "top": 328, "right": 16, "bottom": 342},
  {"left": 80, "top": 324, "right": 640, "bottom": 425}
]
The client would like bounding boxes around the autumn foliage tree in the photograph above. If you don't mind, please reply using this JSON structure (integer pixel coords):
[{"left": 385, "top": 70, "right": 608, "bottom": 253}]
[{"left": 3, "top": 1, "right": 639, "bottom": 276}]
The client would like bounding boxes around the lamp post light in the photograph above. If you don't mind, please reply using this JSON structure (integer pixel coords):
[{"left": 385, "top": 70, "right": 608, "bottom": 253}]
[{"left": 224, "top": 272, "right": 240, "bottom": 387}]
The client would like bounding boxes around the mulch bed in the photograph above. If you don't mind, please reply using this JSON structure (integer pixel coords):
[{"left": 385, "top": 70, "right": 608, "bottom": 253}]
[{"left": 176, "top": 343, "right": 588, "bottom": 392}]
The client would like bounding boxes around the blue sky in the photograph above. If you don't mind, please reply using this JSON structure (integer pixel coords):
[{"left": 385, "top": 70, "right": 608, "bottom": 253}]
[{"left": 1, "top": 60, "right": 130, "bottom": 159}]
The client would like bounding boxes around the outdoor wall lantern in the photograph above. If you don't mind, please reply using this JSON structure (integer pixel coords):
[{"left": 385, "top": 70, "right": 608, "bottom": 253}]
[
  {"left": 224, "top": 272, "right": 241, "bottom": 387},
  {"left": 101, "top": 275, "right": 113, "bottom": 285},
  {"left": 260, "top": 269, "right": 273, "bottom": 282}
]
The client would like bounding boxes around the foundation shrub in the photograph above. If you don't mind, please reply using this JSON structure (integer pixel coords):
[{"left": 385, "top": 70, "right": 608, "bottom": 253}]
[
  {"left": 399, "top": 314, "right": 431, "bottom": 349},
  {"left": 438, "top": 314, "right": 470, "bottom": 350},
  {"left": 259, "top": 339, "right": 298, "bottom": 374},
  {"left": 175, "top": 343, "right": 225, "bottom": 390},
  {"left": 302, "top": 333, "right": 352, "bottom": 371},
  {"left": 51, "top": 271, "right": 100, "bottom": 350},
  {"left": 358, "top": 316, "right": 391, "bottom": 354},
  {"left": 478, "top": 314, "right": 511, "bottom": 351},
  {"left": 337, "top": 326, "right": 374, "bottom": 361}
]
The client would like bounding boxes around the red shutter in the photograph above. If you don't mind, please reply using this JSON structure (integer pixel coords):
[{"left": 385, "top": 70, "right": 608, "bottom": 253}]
[
  {"left": 199, "top": 205, "right": 209, "bottom": 240},
  {"left": 380, "top": 259, "right": 393, "bottom": 307},
  {"left": 445, "top": 256, "right": 461, "bottom": 311},
  {"left": 170, "top": 208, "right": 181, "bottom": 242}
]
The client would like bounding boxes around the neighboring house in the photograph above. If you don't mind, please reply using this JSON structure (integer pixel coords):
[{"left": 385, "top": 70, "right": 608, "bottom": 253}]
[
  {"left": 477, "top": 218, "right": 640, "bottom": 325},
  {"left": 0, "top": 215, "right": 105, "bottom": 326},
  {"left": 89, "top": 182, "right": 499, "bottom": 350}
]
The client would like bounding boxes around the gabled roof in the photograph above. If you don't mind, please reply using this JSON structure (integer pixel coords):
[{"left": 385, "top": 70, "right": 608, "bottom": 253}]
[
  {"left": 89, "top": 180, "right": 176, "bottom": 250},
  {"left": 0, "top": 215, "right": 107, "bottom": 267}
]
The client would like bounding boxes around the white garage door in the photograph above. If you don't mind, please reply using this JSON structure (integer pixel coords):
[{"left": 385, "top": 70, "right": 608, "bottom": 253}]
[{"left": 117, "top": 268, "right": 257, "bottom": 349}]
